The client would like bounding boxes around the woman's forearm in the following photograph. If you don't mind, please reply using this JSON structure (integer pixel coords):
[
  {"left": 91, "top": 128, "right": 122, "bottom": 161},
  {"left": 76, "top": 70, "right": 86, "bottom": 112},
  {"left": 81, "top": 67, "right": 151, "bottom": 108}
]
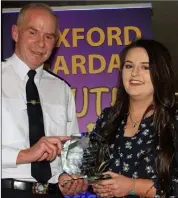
[{"left": 134, "top": 178, "right": 156, "bottom": 197}]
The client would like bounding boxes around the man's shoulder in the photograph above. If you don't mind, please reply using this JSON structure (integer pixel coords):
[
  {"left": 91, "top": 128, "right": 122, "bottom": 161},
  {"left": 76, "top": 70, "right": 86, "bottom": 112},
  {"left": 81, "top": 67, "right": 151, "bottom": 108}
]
[
  {"left": 1, "top": 60, "right": 6, "bottom": 69},
  {"left": 43, "top": 69, "right": 71, "bottom": 88},
  {"left": 2, "top": 57, "right": 13, "bottom": 70}
]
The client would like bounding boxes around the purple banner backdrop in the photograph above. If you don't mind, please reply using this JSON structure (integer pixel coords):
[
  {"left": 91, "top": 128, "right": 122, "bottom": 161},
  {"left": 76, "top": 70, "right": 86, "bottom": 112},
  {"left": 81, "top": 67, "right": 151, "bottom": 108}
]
[{"left": 2, "top": 4, "right": 152, "bottom": 198}]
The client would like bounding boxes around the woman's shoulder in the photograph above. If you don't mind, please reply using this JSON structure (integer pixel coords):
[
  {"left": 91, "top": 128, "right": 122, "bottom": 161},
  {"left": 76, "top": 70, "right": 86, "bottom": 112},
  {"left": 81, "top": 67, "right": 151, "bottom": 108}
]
[
  {"left": 99, "top": 107, "right": 112, "bottom": 120},
  {"left": 94, "top": 107, "right": 112, "bottom": 127},
  {"left": 101, "top": 106, "right": 112, "bottom": 114}
]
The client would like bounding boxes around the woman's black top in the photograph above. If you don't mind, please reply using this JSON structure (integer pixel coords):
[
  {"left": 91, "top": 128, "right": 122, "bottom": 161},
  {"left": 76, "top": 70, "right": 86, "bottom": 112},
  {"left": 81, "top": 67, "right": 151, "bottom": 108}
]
[{"left": 86, "top": 107, "right": 178, "bottom": 198}]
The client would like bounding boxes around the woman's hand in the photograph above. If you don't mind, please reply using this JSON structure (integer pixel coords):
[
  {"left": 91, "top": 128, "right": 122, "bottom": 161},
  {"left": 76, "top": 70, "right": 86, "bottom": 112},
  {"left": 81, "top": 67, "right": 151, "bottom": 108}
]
[{"left": 93, "top": 171, "right": 133, "bottom": 197}]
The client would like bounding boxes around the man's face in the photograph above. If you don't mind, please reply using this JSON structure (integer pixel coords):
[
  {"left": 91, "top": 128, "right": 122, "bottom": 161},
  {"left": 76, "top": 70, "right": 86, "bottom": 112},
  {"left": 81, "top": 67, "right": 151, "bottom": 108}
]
[{"left": 12, "top": 8, "right": 58, "bottom": 69}]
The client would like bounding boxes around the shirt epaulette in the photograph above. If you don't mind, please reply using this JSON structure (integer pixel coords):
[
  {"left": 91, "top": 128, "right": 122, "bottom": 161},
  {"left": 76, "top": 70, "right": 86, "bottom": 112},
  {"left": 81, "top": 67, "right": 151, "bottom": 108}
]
[{"left": 44, "top": 68, "right": 71, "bottom": 88}]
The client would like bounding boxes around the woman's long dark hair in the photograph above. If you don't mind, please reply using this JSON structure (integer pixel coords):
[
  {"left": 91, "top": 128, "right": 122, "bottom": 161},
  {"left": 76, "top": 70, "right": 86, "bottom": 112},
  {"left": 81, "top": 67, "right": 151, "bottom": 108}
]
[{"left": 100, "top": 39, "right": 177, "bottom": 196}]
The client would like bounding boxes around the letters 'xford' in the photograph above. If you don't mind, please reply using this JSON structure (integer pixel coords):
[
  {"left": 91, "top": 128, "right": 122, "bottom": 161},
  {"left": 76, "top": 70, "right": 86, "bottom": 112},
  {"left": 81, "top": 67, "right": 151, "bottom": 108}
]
[{"left": 56, "top": 26, "right": 141, "bottom": 47}]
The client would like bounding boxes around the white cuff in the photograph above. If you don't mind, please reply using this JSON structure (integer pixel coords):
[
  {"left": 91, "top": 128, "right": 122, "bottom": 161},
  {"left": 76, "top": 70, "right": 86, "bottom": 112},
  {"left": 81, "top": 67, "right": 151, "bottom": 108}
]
[{"left": 2, "top": 146, "right": 21, "bottom": 168}]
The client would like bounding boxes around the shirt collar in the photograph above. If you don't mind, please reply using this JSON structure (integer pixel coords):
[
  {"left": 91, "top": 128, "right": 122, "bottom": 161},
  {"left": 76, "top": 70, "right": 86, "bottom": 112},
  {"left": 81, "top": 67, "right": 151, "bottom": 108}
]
[{"left": 11, "top": 53, "right": 44, "bottom": 84}]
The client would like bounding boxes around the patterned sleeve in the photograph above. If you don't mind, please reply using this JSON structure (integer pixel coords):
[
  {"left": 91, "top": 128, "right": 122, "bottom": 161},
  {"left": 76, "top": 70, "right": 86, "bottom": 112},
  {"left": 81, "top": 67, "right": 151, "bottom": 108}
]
[
  {"left": 154, "top": 110, "right": 178, "bottom": 197},
  {"left": 171, "top": 153, "right": 178, "bottom": 196},
  {"left": 170, "top": 110, "right": 178, "bottom": 196}
]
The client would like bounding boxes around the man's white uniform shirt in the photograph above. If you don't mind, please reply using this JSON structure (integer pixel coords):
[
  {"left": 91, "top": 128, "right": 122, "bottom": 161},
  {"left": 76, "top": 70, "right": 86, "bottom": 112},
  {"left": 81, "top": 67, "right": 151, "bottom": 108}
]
[{"left": 2, "top": 54, "right": 80, "bottom": 183}]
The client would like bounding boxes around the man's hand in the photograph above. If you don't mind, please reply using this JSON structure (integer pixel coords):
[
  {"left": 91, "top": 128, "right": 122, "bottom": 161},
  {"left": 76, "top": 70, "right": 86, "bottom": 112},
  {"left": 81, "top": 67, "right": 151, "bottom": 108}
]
[
  {"left": 16, "top": 136, "right": 71, "bottom": 164},
  {"left": 58, "top": 173, "right": 88, "bottom": 195}
]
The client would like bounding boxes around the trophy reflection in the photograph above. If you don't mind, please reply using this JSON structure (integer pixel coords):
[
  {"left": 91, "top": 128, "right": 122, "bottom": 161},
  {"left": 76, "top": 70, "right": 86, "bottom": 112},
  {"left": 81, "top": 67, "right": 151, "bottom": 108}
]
[{"left": 61, "top": 131, "right": 112, "bottom": 186}]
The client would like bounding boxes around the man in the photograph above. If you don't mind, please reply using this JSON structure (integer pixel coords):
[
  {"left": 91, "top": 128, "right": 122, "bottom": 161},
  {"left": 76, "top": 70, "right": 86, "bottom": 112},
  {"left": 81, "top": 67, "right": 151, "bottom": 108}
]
[{"left": 2, "top": 3, "right": 88, "bottom": 198}]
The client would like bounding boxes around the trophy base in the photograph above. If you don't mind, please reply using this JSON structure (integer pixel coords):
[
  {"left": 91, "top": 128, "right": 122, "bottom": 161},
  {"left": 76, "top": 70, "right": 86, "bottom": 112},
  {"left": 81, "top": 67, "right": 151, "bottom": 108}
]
[
  {"left": 87, "top": 173, "right": 112, "bottom": 184},
  {"left": 61, "top": 174, "right": 112, "bottom": 187}
]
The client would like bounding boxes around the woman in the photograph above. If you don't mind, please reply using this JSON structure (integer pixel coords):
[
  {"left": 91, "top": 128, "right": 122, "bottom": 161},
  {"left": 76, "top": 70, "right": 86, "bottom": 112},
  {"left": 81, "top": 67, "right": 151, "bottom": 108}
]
[{"left": 87, "top": 39, "right": 178, "bottom": 197}]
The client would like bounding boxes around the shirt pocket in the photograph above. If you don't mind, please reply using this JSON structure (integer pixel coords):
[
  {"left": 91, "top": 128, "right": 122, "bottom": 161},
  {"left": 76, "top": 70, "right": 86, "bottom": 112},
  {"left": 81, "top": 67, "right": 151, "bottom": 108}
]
[
  {"left": 2, "top": 98, "right": 29, "bottom": 147},
  {"left": 42, "top": 103, "right": 67, "bottom": 136}
]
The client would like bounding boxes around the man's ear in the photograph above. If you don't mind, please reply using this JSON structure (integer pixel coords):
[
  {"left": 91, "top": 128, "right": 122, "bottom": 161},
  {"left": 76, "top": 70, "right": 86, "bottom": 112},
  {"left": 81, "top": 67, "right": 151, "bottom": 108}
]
[
  {"left": 12, "top": 25, "right": 19, "bottom": 42},
  {"left": 55, "top": 29, "right": 59, "bottom": 41}
]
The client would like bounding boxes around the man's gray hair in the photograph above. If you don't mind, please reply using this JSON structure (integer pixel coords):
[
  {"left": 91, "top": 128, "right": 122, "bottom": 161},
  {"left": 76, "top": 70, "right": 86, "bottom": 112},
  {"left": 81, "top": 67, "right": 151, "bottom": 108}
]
[{"left": 17, "top": 3, "right": 58, "bottom": 26}]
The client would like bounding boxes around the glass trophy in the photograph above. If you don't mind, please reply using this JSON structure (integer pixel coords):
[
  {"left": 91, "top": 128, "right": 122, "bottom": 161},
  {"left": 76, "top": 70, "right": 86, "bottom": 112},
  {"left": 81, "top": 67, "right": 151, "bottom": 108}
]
[{"left": 61, "top": 131, "right": 112, "bottom": 187}]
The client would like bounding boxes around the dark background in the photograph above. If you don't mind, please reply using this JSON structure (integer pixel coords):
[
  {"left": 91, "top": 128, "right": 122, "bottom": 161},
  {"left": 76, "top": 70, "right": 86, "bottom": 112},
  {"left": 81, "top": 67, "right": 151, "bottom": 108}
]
[{"left": 2, "top": 1, "right": 178, "bottom": 91}]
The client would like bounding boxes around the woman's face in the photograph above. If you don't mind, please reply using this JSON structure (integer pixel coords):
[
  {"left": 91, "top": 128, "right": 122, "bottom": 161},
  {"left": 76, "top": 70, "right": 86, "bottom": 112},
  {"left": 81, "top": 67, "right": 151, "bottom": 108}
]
[{"left": 122, "top": 47, "right": 154, "bottom": 100}]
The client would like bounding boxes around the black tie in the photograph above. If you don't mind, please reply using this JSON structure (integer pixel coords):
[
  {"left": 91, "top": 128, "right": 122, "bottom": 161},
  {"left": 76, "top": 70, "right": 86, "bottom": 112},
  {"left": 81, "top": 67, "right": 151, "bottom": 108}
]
[{"left": 26, "top": 70, "right": 52, "bottom": 183}]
